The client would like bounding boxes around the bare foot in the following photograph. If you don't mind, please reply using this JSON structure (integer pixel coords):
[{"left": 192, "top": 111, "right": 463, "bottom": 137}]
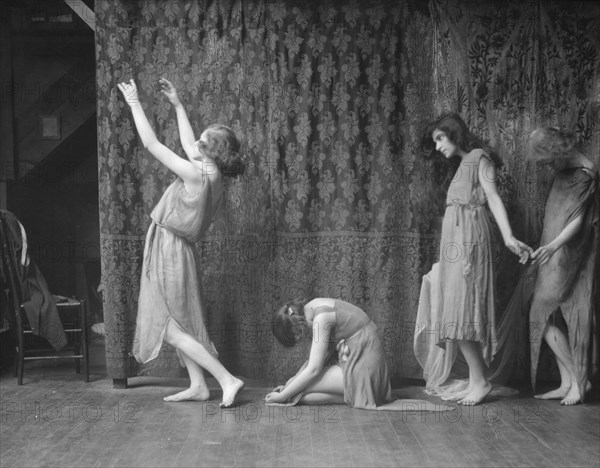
[
  {"left": 534, "top": 385, "right": 570, "bottom": 400},
  {"left": 164, "top": 386, "right": 210, "bottom": 402},
  {"left": 561, "top": 385, "right": 582, "bottom": 406},
  {"left": 459, "top": 382, "right": 492, "bottom": 406},
  {"left": 441, "top": 386, "right": 471, "bottom": 402},
  {"left": 560, "top": 381, "right": 592, "bottom": 406},
  {"left": 220, "top": 378, "right": 245, "bottom": 407}
]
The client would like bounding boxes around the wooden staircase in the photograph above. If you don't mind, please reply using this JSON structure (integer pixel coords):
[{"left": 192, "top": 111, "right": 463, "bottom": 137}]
[{"left": 16, "top": 54, "right": 96, "bottom": 180}]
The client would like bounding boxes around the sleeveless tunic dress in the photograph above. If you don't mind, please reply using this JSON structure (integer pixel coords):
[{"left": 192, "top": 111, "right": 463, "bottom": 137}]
[
  {"left": 415, "top": 150, "right": 499, "bottom": 394},
  {"left": 272, "top": 299, "right": 392, "bottom": 409},
  {"left": 437, "top": 150, "right": 497, "bottom": 357},
  {"left": 133, "top": 177, "right": 221, "bottom": 365},
  {"left": 327, "top": 299, "right": 392, "bottom": 408}
]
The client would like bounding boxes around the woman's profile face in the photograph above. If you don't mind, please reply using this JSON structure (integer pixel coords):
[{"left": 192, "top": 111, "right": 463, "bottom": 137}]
[
  {"left": 199, "top": 129, "right": 210, "bottom": 144},
  {"left": 192, "top": 130, "right": 211, "bottom": 161},
  {"left": 432, "top": 129, "right": 459, "bottom": 158}
]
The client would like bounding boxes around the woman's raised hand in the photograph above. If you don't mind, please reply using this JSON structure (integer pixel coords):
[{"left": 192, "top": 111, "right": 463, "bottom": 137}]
[
  {"left": 159, "top": 77, "right": 181, "bottom": 106},
  {"left": 117, "top": 79, "right": 140, "bottom": 106}
]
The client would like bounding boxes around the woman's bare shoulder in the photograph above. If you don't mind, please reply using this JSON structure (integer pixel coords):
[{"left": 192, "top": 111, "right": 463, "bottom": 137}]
[{"left": 305, "top": 298, "right": 336, "bottom": 323}]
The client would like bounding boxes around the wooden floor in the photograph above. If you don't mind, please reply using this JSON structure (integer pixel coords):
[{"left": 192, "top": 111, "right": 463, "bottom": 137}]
[{"left": 1, "top": 344, "right": 599, "bottom": 467}]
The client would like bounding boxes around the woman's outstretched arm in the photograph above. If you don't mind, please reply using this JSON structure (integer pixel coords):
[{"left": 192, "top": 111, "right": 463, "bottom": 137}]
[
  {"left": 265, "top": 312, "right": 335, "bottom": 403},
  {"left": 159, "top": 78, "right": 198, "bottom": 160},
  {"left": 530, "top": 215, "right": 583, "bottom": 265},
  {"left": 479, "top": 156, "right": 532, "bottom": 263},
  {"left": 117, "top": 79, "right": 203, "bottom": 185}
]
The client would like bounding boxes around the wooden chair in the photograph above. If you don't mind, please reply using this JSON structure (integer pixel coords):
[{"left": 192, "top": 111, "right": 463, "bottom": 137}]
[{"left": 14, "top": 298, "right": 89, "bottom": 385}]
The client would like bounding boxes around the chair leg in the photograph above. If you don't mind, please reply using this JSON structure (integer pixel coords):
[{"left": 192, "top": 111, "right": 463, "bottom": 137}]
[
  {"left": 15, "top": 306, "right": 25, "bottom": 385},
  {"left": 17, "top": 355, "right": 23, "bottom": 385},
  {"left": 11, "top": 300, "right": 91, "bottom": 385},
  {"left": 81, "top": 299, "right": 89, "bottom": 382},
  {"left": 16, "top": 332, "right": 24, "bottom": 386},
  {"left": 74, "top": 343, "right": 81, "bottom": 373},
  {"left": 13, "top": 347, "right": 18, "bottom": 377},
  {"left": 72, "top": 304, "right": 80, "bottom": 374}
]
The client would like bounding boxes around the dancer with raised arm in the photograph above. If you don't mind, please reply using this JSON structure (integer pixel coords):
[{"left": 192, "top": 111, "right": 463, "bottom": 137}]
[{"left": 117, "top": 78, "right": 245, "bottom": 407}]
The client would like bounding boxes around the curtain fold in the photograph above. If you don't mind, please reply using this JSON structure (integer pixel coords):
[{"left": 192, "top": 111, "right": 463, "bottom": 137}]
[{"left": 96, "top": 0, "right": 599, "bottom": 385}]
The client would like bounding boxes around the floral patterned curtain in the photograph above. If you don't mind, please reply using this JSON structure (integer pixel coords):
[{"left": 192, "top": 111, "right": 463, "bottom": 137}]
[{"left": 96, "top": 0, "right": 599, "bottom": 385}]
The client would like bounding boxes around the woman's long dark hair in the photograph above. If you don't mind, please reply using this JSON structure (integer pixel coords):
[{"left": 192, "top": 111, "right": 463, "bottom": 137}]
[{"left": 420, "top": 113, "right": 503, "bottom": 167}]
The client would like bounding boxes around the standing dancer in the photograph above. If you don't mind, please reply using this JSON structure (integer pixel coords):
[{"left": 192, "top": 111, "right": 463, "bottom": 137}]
[
  {"left": 415, "top": 113, "right": 531, "bottom": 405},
  {"left": 527, "top": 126, "right": 598, "bottom": 405},
  {"left": 117, "top": 78, "right": 245, "bottom": 406}
]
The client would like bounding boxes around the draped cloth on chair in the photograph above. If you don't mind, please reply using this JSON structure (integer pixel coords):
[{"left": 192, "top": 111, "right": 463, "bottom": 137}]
[
  {"left": 0, "top": 210, "right": 67, "bottom": 351},
  {"left": 95, "top": 0, "right": 600, "bottom": 385}
]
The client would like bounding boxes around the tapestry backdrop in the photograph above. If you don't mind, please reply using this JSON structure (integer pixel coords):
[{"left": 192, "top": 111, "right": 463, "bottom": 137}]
[{"left": 95, "top": 0, "right": 600, "bottom": 385}]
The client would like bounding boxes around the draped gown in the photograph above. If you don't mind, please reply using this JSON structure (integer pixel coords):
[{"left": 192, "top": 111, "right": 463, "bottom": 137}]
[
  {"left": 529, "top": 164, "right": 599, "bottom": 400},
  {"left": 414, "top": 150, "right": 499, "bottom": 395},
  {"left": 270, "top": 299, "right": 392, "bottom": 409},
  {"left": 133, "top": 177, "right": 221, "bottom": 365}
]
